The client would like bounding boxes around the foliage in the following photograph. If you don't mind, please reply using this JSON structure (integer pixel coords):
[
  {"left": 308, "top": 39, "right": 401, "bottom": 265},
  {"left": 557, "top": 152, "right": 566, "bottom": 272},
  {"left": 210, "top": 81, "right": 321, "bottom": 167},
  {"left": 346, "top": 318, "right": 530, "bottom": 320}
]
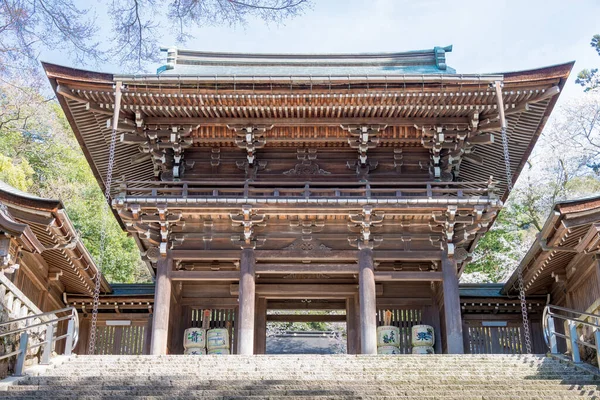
[
  {"left": 576, "top": 34, "right": 600, "bottom": 92},
  {"left": 1, "top": 0, "right": 311, "bottom": 74},
  {"left": 0, "top": 80, "right": 150, "bottom": 283},
  {"left": 463, "top": 94, "right": 600, "bottom": 283}
]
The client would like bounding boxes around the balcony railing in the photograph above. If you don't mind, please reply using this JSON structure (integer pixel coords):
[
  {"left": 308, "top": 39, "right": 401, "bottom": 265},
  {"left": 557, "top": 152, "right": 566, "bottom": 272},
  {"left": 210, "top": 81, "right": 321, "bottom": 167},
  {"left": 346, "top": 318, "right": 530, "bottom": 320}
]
[{"left": 116, "top": 180, "right": 498, "bottom": 205}]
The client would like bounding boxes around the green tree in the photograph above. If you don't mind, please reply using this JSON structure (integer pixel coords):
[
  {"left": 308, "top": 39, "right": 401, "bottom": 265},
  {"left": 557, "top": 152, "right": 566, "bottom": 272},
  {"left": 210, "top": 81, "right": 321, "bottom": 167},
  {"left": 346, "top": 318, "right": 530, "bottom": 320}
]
[
  {"left": 576, "top": 34, "right": 600, "bottom": 92},
  {"left": 0, "top": 80, "right": 149, "bottom": 283}
]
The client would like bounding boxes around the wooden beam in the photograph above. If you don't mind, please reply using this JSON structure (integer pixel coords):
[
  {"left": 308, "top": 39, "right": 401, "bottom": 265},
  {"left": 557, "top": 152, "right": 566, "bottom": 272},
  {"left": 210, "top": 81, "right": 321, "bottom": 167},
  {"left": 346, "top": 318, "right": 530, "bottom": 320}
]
[
  {"left": 376, "top": 298, "right": 433, "bottom": 307},
  {"left": 374, "top": 271, "right": 443, "bottom": 281},
  {"left": 179, "top": 298, "right": 239, "bottom": 307},
  {"left": 266, "top": 314, "right": 347, "bottom": 323},
  {"left": 230, "top": 283, "right": 380, "bottom": 298},
  {"left": 256, "top": 264, "right": 358, "bottom": 274},
  {"left": 170, "top": 249, "right": 444, "bottom": 262},
  {"left": 144, "top": 117, "right": 469, "bottom": 127},
  {"left": 268, "top": 301, "right": 347, "bottom": 310},
  {"left": 169, "top": 270, "right": 240, "bottom": 281}
]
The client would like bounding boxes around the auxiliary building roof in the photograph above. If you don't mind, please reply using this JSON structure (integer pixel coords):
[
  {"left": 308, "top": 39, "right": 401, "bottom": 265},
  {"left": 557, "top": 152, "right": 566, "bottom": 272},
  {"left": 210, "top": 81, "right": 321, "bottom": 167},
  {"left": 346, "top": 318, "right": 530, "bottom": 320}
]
[
  {"left": 0, "top": 180, "right": 112, "bottom": 295},
  {"left": 503, "top": 195, "right": 600, "bottom": 300}
]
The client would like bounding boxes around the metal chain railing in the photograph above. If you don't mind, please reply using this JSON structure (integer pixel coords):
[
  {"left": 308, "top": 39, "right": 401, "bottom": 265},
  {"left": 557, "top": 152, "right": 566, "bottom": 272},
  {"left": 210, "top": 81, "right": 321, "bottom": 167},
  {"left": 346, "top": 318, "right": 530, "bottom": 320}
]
[
  {"left": 495, "top": 81, "right": 532, "bottom": 354},
  {"left": 88, "top": 82, "right": 122, "bottom": 354}
]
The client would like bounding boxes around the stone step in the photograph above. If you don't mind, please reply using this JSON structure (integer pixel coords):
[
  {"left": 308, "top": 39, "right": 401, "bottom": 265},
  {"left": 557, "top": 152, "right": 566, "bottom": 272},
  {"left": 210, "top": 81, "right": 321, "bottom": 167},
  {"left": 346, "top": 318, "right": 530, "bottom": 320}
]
[
  {"left": 5, "top": 354, "right": 596, "bottom": 400},
  {"left": 2, "top": 395, "right": 598, "bottom": 400},
  {"left": 23, "top": 373, "right": 594, "bottom": 383},
  {"left": 9, "top": 382, "right": 599, "bottom": 392},
  {"left": 6, "top": 385, "right": 599, "bottom": 393}
]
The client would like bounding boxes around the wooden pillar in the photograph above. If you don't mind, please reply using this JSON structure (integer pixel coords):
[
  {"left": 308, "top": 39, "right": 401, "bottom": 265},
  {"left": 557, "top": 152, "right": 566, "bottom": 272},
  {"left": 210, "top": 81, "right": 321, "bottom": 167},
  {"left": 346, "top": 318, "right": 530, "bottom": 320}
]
[
  {"left": 150, "top": 255, "right": 172, "bottom": 355},
  {"left": 358, "top": 247, "right": 377, "bottom": 354},
  {"left": 255, "top": 297, "right": 267, "bottom": 354},
  {"left": 237, "top": 248, "right": 256, "bottom": 355},
  {"left": 441, "top": 251, "right": 464, "bottom": 354},
  {"left": 346, "top": 297, "right": 358, "bottom": 354},
  {"left": 143, "top": 314, "right": 153, "bottom": 355},
  {"left": 75, "top": 317, "right": 90, "bottom": 355}
]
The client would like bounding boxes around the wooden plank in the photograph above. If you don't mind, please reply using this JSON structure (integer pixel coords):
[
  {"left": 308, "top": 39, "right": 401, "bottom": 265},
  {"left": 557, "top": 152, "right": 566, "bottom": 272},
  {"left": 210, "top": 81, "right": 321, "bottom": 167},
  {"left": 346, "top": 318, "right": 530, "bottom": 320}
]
[
  {"left": 266, "top": 314, "right": 347, "bottom": 323},
  {"left": 374, "top": 271, "right": 443, "bottom": 281}
]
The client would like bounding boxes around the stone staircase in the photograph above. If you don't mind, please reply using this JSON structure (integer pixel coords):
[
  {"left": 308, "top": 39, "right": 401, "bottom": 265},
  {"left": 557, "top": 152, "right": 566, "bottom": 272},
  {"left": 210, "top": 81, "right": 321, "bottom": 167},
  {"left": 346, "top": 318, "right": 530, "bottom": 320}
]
[{"left": 1, "top": 354, "right": 598, "bottom": 399}]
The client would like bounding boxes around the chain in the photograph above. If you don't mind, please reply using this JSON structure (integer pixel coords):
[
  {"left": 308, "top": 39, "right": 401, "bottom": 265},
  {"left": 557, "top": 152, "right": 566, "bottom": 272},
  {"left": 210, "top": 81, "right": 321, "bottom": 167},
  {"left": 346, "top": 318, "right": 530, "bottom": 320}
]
[
  {"left": 498, "top": 98, "right": 532, "bottom": 354},
  {"left": 88, "top": 82, "right": 122, "bottom": 354}
]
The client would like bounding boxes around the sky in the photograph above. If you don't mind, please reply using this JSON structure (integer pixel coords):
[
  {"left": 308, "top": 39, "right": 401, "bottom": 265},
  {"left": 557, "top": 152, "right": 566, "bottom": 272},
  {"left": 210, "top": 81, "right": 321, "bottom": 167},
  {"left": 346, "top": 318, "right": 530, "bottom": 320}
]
[{"left": 41, "top": 0, "right": 600, "bottom": 103}]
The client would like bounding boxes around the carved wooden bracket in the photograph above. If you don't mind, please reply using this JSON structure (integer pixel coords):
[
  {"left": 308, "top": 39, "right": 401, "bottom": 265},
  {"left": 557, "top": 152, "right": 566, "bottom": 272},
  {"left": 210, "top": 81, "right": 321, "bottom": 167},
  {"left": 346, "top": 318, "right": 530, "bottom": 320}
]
[
  {"left": 348, "top": 205, "right": 384, "bottom": 247},
  {"left": 122, "top": 125, "right": 193, "bottom": 179},
  {"left": 229, "top": 125, "right": 272, "bottom": 166},
  {"left": 116, "top": 202, "right": 184, "bottom": 256},
  {"left": 343, "top": 124, "right": 386, "bottom": 169},
  {"left": 230, "top": 205, "right": 266, "bottom": 248}
]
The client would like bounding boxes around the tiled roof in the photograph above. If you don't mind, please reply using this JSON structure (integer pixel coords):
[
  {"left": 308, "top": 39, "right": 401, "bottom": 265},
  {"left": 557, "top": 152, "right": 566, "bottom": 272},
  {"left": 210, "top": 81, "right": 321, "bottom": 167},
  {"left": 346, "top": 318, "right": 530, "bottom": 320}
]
[{"left": 156, "top": 46, "right": 456, "bottom": 76}]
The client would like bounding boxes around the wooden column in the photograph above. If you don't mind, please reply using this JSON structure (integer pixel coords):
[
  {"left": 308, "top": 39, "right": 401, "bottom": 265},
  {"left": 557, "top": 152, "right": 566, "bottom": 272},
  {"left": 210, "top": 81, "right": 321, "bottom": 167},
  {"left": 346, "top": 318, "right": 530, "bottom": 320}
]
[
  {"left": 346, "top": 296, "right": 358, "bottom": 354},
  {"left": 75, "top": 317, "right": 90, "bottom": 355},
  {"left": 150, "top": 255, "right": 172, "bottom": 355},
  {"left": 254, "top": 297, "right": 267, "bottom": 354},
  {"left": 358, "top": 247, "right": 377, "bottom": 354},
  {"left": 441, "top": 251, "right": 464, "bottom": 354},
  {"left": 143, "top": 314, "right": 153, "bottom": 355},
  {"left": 237, "top": 248, "right": 256, "bottom": 355}
]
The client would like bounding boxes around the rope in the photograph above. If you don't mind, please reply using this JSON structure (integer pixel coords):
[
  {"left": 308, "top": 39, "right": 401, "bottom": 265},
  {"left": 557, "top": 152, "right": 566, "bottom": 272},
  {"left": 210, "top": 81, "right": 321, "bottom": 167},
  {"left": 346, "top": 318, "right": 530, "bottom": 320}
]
[{"left": 88, "top": 81, "right": 122, "bottom": 354}]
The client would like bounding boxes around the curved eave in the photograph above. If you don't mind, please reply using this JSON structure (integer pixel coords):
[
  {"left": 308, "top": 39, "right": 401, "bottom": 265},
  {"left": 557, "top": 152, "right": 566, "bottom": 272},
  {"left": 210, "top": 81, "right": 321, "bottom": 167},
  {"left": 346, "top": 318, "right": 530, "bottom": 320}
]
[
  {"left": 502, "top": 193, "right": 600, "bottom": 296},
  {"left": 463, "top": 61, "right": 574, "bottom": 268},
  {"left": 0, "top": 181, "right": 62, "bottom": 212}
]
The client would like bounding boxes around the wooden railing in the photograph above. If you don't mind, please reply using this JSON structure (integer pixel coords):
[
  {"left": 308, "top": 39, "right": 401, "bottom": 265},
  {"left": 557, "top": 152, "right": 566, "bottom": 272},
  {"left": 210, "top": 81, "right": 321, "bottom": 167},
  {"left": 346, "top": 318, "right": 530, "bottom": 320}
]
[{"left": 117, "top": 180, "right": 498, "bottom": 201}]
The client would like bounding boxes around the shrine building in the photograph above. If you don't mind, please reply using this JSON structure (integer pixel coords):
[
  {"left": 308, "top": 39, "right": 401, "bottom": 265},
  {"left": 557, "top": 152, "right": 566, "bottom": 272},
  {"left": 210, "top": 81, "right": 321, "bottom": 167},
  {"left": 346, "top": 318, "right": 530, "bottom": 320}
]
[{"left": 35, "top": 46, "right": 574, "bottom": 356}]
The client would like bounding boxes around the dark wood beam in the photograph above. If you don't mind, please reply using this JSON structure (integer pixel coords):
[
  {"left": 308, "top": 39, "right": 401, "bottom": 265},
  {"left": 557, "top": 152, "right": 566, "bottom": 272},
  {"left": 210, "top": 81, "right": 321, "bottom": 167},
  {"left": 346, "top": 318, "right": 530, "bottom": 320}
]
[
  {"left": 179, "top": 298, "right": 239, "bottom": 307},
  {"left": 376, "top": 298, "right": 433, "bottom": 307},
  {"left": 374, "top": 271, "right": 443, "bottom": 281},
  {"left": 230, "top": 283, "right": 381, "bottom": 298},
  {"left": 144, "top": 117, "right": 469, "bottom": 127},
  {"left": 170, "top": 249, "right": 444, "bottom": 262},
  {"left": 268, "top": 301, "right": 347, "bottom": 310},
  {"left": 266, "top": 314, "right": 347, "bottom": 323},
  {"left": 169, "top": 270, "right": 240, "bottom": 281},
  {"left": 256, "top": 264, "right": 358, "bottom": 274}
]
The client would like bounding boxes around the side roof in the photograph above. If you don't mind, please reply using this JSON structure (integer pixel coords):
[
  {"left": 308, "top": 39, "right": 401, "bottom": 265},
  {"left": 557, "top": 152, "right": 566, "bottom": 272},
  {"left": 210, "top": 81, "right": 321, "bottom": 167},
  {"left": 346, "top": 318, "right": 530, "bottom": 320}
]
[
  {"left": 503, "top": 195, "right": 600, "bottom": 300},
  {"left": 0, "top": 180, "right": 112, "bottom": 294}
]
